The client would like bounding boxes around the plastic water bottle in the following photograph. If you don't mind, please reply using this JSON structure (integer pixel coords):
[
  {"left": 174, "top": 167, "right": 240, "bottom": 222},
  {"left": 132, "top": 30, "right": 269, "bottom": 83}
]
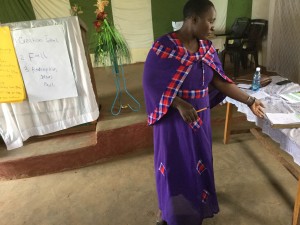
[{"left": 252, "top": 67, "right": 261, "bottom": 91}]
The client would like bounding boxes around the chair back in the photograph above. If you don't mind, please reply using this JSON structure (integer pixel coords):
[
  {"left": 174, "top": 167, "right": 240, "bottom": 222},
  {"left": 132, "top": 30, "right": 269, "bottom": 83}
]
[
  {"left": 229, "top": 17, "right": 251, "bottom": 38},
  {"left": 244, "top": 19, "right": 268, "bottom": 50}
]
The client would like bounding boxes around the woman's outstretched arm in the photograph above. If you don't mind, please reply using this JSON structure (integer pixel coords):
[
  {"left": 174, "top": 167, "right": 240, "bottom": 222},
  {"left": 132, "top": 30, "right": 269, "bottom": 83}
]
[{"left": 211, "top": 74, "right": 265, "bottom": 118}]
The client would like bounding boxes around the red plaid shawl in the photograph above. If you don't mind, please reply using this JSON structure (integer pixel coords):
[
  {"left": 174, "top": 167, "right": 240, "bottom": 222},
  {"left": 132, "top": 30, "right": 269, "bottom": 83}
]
[{"left": 146, "top": 33, "right": 232, "bottom": 128}]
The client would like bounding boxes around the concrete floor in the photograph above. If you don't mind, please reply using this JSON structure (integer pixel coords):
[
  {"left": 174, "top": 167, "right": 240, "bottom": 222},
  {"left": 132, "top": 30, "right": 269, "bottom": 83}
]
[{"left": 0, "top": 62, "right": 299, "bottom": 225}]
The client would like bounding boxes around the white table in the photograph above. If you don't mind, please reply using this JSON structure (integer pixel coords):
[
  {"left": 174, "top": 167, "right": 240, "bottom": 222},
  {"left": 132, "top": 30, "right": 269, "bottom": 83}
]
[{"left": 223, "top": 75, "right": 300, "bottom": 224}]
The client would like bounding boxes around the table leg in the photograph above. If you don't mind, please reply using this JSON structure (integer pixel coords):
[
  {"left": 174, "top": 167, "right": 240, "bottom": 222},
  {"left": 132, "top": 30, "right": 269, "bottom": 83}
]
[
  {"left": 249, "top": 128, "right": 300, "bottom": 225},
  {"left": 223, "top": 102, "right": 233, "bottom": 144},
  {"left": 293, "top": 179, "right": 300, "bottom": 225}
]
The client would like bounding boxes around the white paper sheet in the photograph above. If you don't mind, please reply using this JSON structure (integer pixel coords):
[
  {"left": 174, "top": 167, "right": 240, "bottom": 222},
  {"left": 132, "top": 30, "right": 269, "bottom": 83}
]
[
  {"left": 266, "top": 113, "right": 300, "bottom": 125},
  {"left": 280, "top": 92, "right": 300, "bottom": 103},
  {"left": 262, "top": 98, "right": 294, "bottom": 113},
  {"left": 12, "top": 24, "right": 78, "bottom": 102}
]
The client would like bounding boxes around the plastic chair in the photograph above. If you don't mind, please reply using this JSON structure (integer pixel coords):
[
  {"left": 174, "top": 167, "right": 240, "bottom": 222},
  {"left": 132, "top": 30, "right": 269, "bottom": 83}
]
[
  {"left": 240, "top": 19, "right": 268, "bottom": 69},
  {"left": 221, "top": 18, "right": 267, "bottom": 77},
  {"left": 220, "top": 17, "right": 251, "bottom": 77},
  {"left": 226, "top": 17, "right": 251, "bottom": 39}
]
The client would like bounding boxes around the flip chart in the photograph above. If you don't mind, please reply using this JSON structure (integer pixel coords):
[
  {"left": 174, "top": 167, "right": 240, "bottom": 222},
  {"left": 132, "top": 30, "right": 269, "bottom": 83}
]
[
  {"left": 0, "top": 26, "right": 26, "bottom": 103},
  {"left": 12, "top": 24, "right": 78, "bottom": 102}
]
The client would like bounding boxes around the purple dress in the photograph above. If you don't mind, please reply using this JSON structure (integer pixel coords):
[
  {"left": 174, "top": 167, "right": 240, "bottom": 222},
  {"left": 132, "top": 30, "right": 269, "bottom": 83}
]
[{"left": 143, "top": 33, "right": 232, "bottom": 225}]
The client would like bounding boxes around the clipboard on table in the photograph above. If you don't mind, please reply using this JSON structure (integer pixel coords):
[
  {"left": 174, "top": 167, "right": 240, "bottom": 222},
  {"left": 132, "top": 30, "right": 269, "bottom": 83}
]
[{"left": 266, "top": 113, "right": 300, "bottom": 129}]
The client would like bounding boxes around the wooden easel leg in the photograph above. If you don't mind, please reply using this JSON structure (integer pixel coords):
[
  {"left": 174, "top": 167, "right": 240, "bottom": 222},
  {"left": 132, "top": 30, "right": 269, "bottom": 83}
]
[
  {"left": 293, "top": 178, "right": 300, "bottom": 225},
  {"left": 223, "top": 102, "right": 233, "bottom": 144}
]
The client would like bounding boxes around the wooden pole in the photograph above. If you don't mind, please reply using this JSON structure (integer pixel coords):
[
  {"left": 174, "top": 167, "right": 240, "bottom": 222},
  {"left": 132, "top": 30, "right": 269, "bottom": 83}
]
[
  {"left": 223, "top": 102, "right": 233, "bottom": 144},
  {"left": 249, "top": 128, "right": 300, "bottom": 225},
  {"left": 293, "top": 179, "right": 300, "bottom": 225}
]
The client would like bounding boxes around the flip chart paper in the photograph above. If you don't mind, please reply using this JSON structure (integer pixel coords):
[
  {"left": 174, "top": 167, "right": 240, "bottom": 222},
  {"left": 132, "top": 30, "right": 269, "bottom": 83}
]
[
  {"left": 12, "top": 24, "right": 78, "bottom": 102},
  {"left": 0, "top": 26, "right": 26, "bottom": 103}
]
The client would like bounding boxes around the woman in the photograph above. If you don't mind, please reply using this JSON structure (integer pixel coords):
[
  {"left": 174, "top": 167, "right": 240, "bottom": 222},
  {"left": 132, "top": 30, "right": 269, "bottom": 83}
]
[{"left": 143, "top": 0, "right": 265, "bottom": 224}]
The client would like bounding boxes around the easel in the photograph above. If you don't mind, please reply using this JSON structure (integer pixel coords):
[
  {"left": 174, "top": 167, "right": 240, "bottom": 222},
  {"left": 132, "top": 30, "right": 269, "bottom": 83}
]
[{"left": 110, "top": 63, "right": 140, "bottom": 116}]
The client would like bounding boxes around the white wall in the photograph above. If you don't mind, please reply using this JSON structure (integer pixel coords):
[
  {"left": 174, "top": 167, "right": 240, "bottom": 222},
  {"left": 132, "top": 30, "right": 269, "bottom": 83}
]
[
  {"left": 251, "top": 0, "right": 270, "bottom": 67},
  {"left": 111, "top": 0, "right": 154, "bottom": 64},
  {"left": 211, "top": 0, "right": 228, "bottom": 34}
]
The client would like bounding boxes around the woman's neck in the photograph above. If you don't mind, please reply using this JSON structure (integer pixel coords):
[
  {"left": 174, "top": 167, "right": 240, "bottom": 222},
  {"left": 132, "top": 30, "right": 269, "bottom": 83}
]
[{"left": 176, "top": 28, "right": 199, "bottom": 53}]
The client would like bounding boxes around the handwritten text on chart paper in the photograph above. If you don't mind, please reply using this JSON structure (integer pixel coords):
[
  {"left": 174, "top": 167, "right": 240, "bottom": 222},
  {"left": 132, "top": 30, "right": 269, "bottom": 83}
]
[
  {"left": 0, "top": 26, "right": 26, "bottom": 103},
  {"left": 12, "top": 24, "right": 78, "bottom": 103}
]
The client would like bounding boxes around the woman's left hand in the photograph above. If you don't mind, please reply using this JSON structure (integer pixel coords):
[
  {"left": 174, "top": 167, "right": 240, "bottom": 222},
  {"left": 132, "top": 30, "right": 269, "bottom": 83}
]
[{"left": 249, "top": 99, "right": 265, "bottom": 118}]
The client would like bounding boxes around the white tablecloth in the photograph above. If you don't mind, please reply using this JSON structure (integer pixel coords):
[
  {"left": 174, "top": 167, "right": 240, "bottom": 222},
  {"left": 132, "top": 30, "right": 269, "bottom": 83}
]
[
  {"left": 225, "top": 75, "right": 300, "bottom": 165},
  {"left": 0, "top": 17, "right": 99, "bottom": 150}
]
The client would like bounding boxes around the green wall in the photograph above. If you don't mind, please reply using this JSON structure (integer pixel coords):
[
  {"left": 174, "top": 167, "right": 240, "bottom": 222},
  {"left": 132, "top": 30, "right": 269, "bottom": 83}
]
[
  {"left": 151, "top": 0, "right": 186, "bottom": 40},
  {"left": 0, "top": 0, "right": 253, "bottom": 52},
  {"left": 0, "top": 0, "right": 36, "bottom": 23},
  {"left": 69, "top": 0, "right": 113, "bottom": 52},
  {"left": 151, "top": 0, "right": 253, "bottom": 41},
  {"left": 226, "top": 0, "right": 253, "bottom": 32}
]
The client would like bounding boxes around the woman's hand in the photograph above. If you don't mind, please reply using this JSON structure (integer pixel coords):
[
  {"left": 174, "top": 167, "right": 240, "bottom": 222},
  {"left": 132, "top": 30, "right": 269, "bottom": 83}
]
[
  {"left": 211, "top": 75, "right": 266, "bottom": 119},
  {"left": 249, "top": 99, "right": 265, "bottom": 118},
  {"left": 172, "top": 97, "right": 198, "bottom": 123}
]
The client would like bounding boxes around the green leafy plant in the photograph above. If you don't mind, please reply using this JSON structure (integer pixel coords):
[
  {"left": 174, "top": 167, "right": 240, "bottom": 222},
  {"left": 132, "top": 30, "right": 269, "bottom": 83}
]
[{"left": 93, "top": 0, "right": 131, "bottom": 72}]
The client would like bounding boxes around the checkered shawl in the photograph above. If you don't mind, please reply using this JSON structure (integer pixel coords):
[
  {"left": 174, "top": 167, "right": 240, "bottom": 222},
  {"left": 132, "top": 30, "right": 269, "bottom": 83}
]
[
  {"left": 143, "top": 33, "right": 232, "bottom": 127},
  {"left": 177, "top": 88, "right": 209, "bottom": 99}
]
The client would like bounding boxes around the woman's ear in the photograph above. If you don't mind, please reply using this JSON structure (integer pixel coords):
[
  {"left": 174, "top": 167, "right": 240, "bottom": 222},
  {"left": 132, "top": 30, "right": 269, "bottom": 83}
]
[
  {"left": 192, "top": 15, "right": 203, "bottom": 25},
  {"left": 191, "top": 15, "right": 198, "bottom": 24}
]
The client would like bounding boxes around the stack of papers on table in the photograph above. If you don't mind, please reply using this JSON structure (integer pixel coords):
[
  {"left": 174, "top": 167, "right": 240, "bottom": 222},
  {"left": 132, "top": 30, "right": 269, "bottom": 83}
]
[
  {"left": 265, "top": 112, "right": 300, "bottom": 128},
  {"left": 280, "top": 92, "right": 300, "bottom": 103}
]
